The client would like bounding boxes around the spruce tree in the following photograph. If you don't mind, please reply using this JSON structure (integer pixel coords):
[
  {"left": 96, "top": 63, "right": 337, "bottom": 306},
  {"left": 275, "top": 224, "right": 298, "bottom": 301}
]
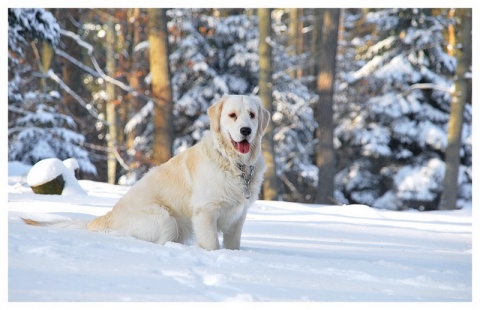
[
  {"left": 8, "top": 8, "right": 96, "bottom": 175},
  {"left": 335, "top": 9, "right": 471, "bottom": 210}
]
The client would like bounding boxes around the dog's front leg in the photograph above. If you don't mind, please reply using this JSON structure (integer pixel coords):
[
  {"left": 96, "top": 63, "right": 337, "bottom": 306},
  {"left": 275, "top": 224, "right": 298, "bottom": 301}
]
[
  {"left": 223, "top": 209, "right": 247, "bottom": 250},
  {"left": 192, "top": 207, "right": 220, "bottom": 250}
]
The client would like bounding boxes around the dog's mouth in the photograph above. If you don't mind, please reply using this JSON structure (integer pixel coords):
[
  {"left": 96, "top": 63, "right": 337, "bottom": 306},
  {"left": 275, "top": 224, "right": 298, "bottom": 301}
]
[{"left": 231, "top": 138, "right": 251, "bottom": 154}]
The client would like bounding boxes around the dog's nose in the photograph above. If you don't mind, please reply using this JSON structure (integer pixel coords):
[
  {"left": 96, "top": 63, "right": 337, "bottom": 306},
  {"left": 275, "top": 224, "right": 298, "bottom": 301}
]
[{"left": 240, "top": 127, "right": 252, "bottom": 137}]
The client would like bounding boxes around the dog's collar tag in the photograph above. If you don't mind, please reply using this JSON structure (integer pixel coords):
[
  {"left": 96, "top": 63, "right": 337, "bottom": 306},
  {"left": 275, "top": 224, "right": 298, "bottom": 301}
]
[{"left": 237, "top": 163, "right": 254, "bottom": 199}]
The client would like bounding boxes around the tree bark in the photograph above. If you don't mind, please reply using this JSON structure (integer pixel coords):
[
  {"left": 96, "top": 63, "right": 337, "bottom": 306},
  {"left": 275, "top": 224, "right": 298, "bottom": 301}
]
[
  {"left": 126, "top": 8, "right": 141, "bottom": 151},
  {"left": 288, "top": 8, "right": 302, "bottom": 78},
  {"left": 258, "top": 8, "right": 279, "bottom": 201},
  {"left": 148, "top": 8, "right": 173, "bottom": 166},
  {"left": 41, "top": 41, "right": 53, "bottom": 91},
  {"left": 446, "top": 9, "right": 456, "bottom": 56},
  {"left": 105, "top": 11, "right": 118, "bottom": 184},
  {"left": 309, "top": 9, "right": 324, "bottom": 91},
  {"left": 295, "top": 9, "right": 304, "bottom": 79},
  {"left": 314, "top": 9, "right": 340, "bottom": 204},
  {"left": 439, "top": 9, "right": 472, "bottom": 210}
]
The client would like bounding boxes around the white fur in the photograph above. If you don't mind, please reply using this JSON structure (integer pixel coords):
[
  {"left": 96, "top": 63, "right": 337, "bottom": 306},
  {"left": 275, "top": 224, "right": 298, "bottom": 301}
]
[{"left": 25, "top": 95, "right": 269, "bottom": 251}]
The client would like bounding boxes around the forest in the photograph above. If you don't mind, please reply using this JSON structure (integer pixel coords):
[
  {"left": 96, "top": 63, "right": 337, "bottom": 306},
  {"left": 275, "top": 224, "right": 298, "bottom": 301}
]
[{"left": 8, "top": 8, "right": 472, "bottom": 211}]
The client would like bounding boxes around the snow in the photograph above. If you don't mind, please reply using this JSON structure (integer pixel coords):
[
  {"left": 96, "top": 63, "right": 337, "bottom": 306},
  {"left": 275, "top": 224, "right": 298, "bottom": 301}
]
[
  {"left": 133, "top": 40, "right": 149, "bottom": 53},
  {"left": 7, "top": 163, "right": 473, "bottom": 302},
  {"left": 63, "top": 158, "right": 79, "bottom": 171},
  {"left": 394, "top": 158, "right": 444, "bottom": 203},
  {"left": 124, "top": 101, "right": 154, "bottom": 133}
]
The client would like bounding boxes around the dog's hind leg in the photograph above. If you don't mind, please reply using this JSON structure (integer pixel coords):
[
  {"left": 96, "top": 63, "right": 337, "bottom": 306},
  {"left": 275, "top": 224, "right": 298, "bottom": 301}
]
[
  {"left": 130, "top": 206, "right": 178, "bottom": 244},
  {"left": 90, "top": 205, "right": 178, "bottom": 245}
]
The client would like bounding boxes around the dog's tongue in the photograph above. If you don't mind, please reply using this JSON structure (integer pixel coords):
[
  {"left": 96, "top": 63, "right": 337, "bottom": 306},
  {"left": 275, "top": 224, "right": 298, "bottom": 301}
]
[{"left": 236, "top": 140, "right": 250, "bottom": 154}]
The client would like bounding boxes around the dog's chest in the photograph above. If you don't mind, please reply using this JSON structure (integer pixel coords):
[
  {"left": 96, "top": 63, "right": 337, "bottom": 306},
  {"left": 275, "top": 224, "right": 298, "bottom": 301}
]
[{"left": 222, "top": 164, "right": 261, "bottom": 202}]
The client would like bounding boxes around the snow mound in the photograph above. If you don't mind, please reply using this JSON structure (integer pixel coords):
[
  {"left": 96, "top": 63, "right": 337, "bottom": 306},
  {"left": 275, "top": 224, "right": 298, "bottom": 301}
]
[{"left": 8, "top": 161, "right": 32, "bottom": 176}]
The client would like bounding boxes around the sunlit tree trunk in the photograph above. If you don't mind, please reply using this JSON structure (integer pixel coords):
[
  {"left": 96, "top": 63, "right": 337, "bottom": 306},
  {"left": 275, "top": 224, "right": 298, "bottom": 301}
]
[
  {"left": 41, "top": 41, "right": 53, "bottom": 90},
  {"left": 105, "top": 11, "right": 118, "bottom": 184},
  {"left": 258, "top": 8, "right": 279, "bottom": 200},
  {"left": 446, "top": 9, "right": 456, "bottom": 56},
  {"left": 314, "top": 9, "right": 340, "bottom": 204},
  {"left": 126, "top": 8, "right": 141, "bottom": 151},
  {"left": 148, "top": 8, "right": 173, "bottom": 166},
  {"left": 439, "top": 9, "right": 472, "bottom": 210},
  {"left": 288, "top": 8, "right": 303, "bottom": 78}
]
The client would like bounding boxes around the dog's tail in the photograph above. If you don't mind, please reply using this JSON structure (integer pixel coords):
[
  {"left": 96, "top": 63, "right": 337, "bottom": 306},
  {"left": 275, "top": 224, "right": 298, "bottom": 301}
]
[{"left": 22, "top": 217, "right": 89, "bottom": 230}]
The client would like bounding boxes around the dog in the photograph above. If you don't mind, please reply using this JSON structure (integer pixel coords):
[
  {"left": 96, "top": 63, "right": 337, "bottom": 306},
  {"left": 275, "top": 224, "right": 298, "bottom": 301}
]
[{"left": 23, "top": 95, "right": 270, "bottom": 251}]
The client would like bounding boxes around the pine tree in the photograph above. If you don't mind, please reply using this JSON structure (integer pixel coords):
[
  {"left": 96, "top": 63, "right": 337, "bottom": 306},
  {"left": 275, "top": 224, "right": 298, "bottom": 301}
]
[
  {"left": 8, "top": 95, "right": 97, "bottom": 174},
  {"left": 335, "top": 9, "right": 471, "bottom": 210},
  {"left": 8, "top": 8, "right": 97, "bottom": 175},
  {"left": 8, "top": 8, "right": 60, "bottom": 104}
]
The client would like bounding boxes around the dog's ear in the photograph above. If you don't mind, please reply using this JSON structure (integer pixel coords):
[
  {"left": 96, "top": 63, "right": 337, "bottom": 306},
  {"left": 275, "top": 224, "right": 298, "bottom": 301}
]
[
  {"left": 207, "top": 97, "right": 225, "bottom": 133},
  {"left": 255, "top": 97, "right": 270, "bottom": 135}
]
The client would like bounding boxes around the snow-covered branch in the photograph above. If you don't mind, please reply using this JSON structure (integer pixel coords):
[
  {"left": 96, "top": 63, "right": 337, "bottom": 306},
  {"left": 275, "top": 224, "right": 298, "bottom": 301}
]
[
  {"left": 125, "top": 101, "right": 154, "bottom": 133},
  {"left": 55, "top": 49, "right": 100, "bottom": 77},
  {"left": 8, "top": 105, "right": 33, "bottom": 116},
  {"left": 47, "top": 69, "right": 108, "bottom": 124},
  {"left": 401, "top": 83, "right": 454, "bottom": 97},
  {"left": 112, "top": 147, "right": 131, "bottom": 171},
  {"left": 82, "top": 141, "right": 131, "bottom": 171},
  {"left": 59, "top": 29, "right": 93, "bottom": 54},
  {"left": 59, "top": 29, "right": 151, "bottom": 103}
]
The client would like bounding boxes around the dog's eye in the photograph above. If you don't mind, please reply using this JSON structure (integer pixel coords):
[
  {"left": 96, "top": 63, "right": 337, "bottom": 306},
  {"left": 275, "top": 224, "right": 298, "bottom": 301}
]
[
  {"left": 249, "top": 112, "right": 255, "bottom": 119},
  {"left": 228, "top": 113, "right": 237, "bottom": 120}
]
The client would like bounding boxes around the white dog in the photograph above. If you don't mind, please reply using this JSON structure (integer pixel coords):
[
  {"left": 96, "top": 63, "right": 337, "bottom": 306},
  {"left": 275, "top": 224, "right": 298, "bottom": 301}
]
[{"left": 24, "top": 95, "right": 269, "bottom": 251}]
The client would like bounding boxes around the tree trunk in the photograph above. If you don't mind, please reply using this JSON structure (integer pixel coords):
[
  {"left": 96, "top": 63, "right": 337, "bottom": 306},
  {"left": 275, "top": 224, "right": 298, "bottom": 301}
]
[
  {"left": 288, "top": 8, "right": 300, "bottom": 78},
  {"left": 148, "top": 8, "right": 173, "bottom": 166},
  {"left": 314, "top": 9, "right": 340, "bottom": 204},
  {"left": 258, "top": 8, "right": 279, "bottom": 201},
  {"left": 126, "top": 8, "right": 141, "bottom": 151},
  {"left": 41, "top": 41, "right": 53, "bottom": 91},
  {"left": 446, "top": 9, "right": 455, "bottom": 56},
  {"left": 439, "top": 9, "right": 472, "bottom": 210},
  {"left": 309, "top": 9, "right": 324, "bottom": 91},
  {"left": 105, "top": 11, "right": 118, "bottom": 184},
  {"left": 295, "top": 8, "right": 304, "bottom": 78}
]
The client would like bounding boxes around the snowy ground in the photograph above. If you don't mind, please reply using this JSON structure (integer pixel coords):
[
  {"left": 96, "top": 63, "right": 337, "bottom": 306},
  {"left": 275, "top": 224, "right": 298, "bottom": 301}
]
[{"left": 6, "top": 162, "right": 473, "bottom": 303}]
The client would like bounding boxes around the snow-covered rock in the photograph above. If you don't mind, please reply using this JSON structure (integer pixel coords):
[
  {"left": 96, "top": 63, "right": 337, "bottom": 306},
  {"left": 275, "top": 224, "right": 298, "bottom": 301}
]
[{"left": 26, "top": 158, "right": 87, "bottom": 195}]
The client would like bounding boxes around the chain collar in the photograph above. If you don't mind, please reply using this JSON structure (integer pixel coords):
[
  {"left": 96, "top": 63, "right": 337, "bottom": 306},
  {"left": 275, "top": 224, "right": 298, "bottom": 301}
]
[{"left": 237, "top": 163, "right": 254, "bottom": 199}]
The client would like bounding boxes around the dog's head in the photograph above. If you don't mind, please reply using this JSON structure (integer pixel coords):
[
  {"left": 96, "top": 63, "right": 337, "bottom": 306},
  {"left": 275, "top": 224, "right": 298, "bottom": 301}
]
[{"left": 208, "top": 95, "right": 270, "bottom": 160}]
